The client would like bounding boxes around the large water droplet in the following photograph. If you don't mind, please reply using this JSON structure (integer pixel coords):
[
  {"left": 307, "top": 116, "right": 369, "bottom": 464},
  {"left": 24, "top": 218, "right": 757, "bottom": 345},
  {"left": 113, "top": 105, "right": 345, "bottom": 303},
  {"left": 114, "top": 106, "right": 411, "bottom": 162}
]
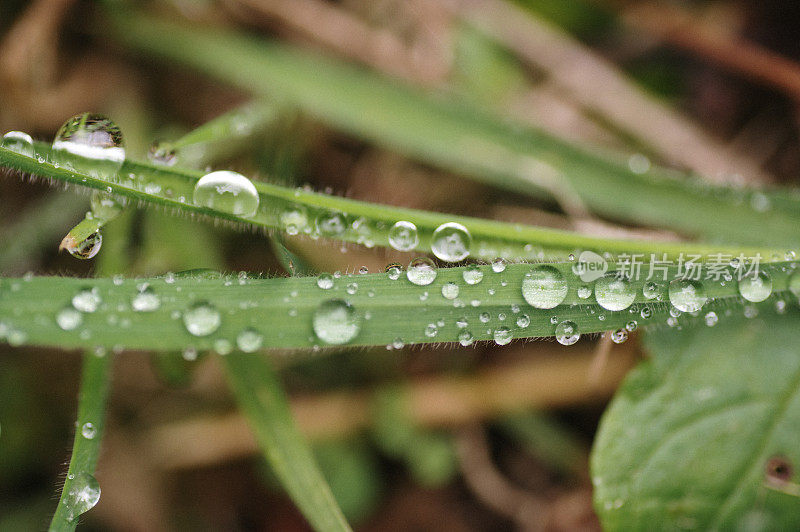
[
  {"left": 521, "top": 266, "right": 567, "bottom": 309},
  {"left": 57, "top": 307, "right": 83, "bottom": 331},
  {"left": 62, "top": 230, "right": 102, "bottom": 260},
  {"left": 555, "top": 320, "right": 579, "bottom": 346},
  {"left": 72, "top": 288, "right": 101, "bottom": 313},
  {"left": 236, "top": 328, "right": 264, "bottom": 352},
  {"left": 63, "top": 472, "right": 101, "bottom": 522},
  {"left": 493, "top": 327, "right": 512, "bottom": 345},
  {"left": 312, "top": 299, "right": 361, "bottom": 345},
  {"left": 431, "top": 222, "right": 471, "bottom": 262},
  {"left": 183, "top": 302, "right": 221, "bottom": 336},
  {"left": 388, "top": 221, "right": 419, "bottom": 251},
  {"left": 407, "top": 257, "right": 437, "bottom": 286},
  {"left": 738, "top": 271, "right": 773, "bottom": 303},
  {"left": 595, "top": 274, "right": 635, "bottom": 311},
  {"left": 668, "top": 279, "right": 707, "bottom": 312},
  {"left": 132, "top": 286, "right": 161, "bottom": 312},
  {"left": 462, "top": 264, "right": 484, "bottom": 285},
  {"left": 2, "top": 131, "right": 34, "bottom": 156},
  {"left": 193, "top": 170, "right": 259, "bottom": 217},
  {"left": 52, "top": 113, "right": 125, "bottom": 178}
]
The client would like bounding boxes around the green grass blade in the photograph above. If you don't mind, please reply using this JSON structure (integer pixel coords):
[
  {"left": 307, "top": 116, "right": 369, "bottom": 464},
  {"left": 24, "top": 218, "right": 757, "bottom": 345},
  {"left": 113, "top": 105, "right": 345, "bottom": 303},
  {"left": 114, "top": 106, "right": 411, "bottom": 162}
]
[
  {"left": 48, "top": 351, "right": 112, "bottom": 531},
  {"left": 1, "top": 260, "right": 796, "bottom": 351},
  {"left": 0, "top": 144, "right": 780, "bottom": 261},
  {"left": 103, "top": 8, "right": 800, "bottom": 249},
  {"left": 222, "top": 354, "right": 351, "bottom": 531}
]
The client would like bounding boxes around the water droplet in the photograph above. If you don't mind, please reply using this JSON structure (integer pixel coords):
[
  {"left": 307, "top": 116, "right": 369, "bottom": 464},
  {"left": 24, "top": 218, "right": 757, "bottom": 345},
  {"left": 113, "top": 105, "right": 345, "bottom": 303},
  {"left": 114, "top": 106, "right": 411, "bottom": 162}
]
[
  {"left": 595, "top": 274, "right": 636, "bottom": 311},
  {"left": 521, "top": 266, "right": 568, "bottom": 309},
  {"left": 312, "top": 300, "right": 361, "bottom": 345},
  {"left": 182, "top": 347, "right": 198, "bottom": 361},
  {"left": 425, "top": 323, "right": 439, "bottom": 338},
  {"left": 316, "top": 273, "right": 334, "bottom": 290},
  {"left": 738, "top": 271, "right": 773, "bottom": 303},
  {"left": 358, "top": 266, "right": 369, "bottom": 275},
  {"left": 407, "top": 257, "right": 437, "bottom": 286},
  {"left": 280, "top": 209, "right": 308, "bottom": 235},
  {"left": 516, "top": 314, "right": 530, "bottom": 328},
  {"left": 388, "top": 221, "right": 419, "bottom": 251},
  {"left": 491, "top": 258, "right": 507, "bottom": 273},
  {"left": 57, "top": 308, "right": 83, "bottom": 330},
  {"left": 315, "top": 212, "right": 347, "bottom": 237},
  {"left": 441, "top": 282, "right": 460, "bottom": 300},
  {"left": 346, "top": 282, "right": 358, "bottom": 295},
  {"left": 458, "top": 330, "right": 474, "bottom": 346},
  {"left": 52, "top": 113, "right": 125, "bottom": 178},
  {"left": 611, "top": 329, "right": 628, "bottom": 344},
  {"left": 183, "top": 302, "right": 221, "bottom": 336},
  {"left": 62, "top": 230, "right": 103, "bottom": 260},
  {"left": 132, "top": 286, "right": 161, "bottom": 312},
  {"left": 63, "top": 472, "right": 100, "bottom": 522},
  {"left": 577, "top": 285, "right": 592, "bottom": 299},
  {"left": 193, "top": 170, "right": 259, "bottom": 217},
  {"left": 386, "top": 264, "right": 402, "bottom": 280},
  {"left": 625, "top": 320, "right": 638, "bottom": 332},
  {"left": 479, "top": 312, "right": 490, "bottom": 323},
  {"left": 555, "top": 321, "right": 579, "bottom": 346},
  {"left": 462, "top": 264, "right": 484, "bottom": 285},
  {"left": 704, "top": 311, "right": 718, "bottom": 327},
  {"left": 2, "top": 131, "right": 34, "bottom": 156},
  {"left": 642, "top": 281, "right": 663, "bottom": 300},
  {"left": 668, "top": 279, "right": 707, "bottom": 313},
  {"left": 431, "top": 222, "right": 471, "bottom": 262},
  {"left": 493, "top": 327, "right": 512, "bottom": 345},
  {"left": 147, "top": 141, "right": 176, "bottom": 166},
  {"left": 81, "top": 422, "right": 96, "bottom": 439},
  {"left": 72, "top": 288, "right": 101, "bottom": 313},
  {"left": 90, "top": 191, "right": 124, "bottom": 220}
]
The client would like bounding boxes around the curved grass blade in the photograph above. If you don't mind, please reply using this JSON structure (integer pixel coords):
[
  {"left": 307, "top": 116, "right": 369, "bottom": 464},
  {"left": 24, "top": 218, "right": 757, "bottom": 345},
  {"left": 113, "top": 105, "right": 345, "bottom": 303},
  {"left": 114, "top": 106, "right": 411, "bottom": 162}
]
[
  {"left": 223, "top": 354, "right": 351, "bottom": 532},
  {"left": 103, "top": 8, "right": 800, "bottom": 249},
  {"left": 49, "top": 351, "right": 112, "bottom": 531},
  {"left": 0, "top": 144, "right": 779, "bottom": 262},
  {"left": 1, "top": 260, "right": 797, "bottom": 352}
]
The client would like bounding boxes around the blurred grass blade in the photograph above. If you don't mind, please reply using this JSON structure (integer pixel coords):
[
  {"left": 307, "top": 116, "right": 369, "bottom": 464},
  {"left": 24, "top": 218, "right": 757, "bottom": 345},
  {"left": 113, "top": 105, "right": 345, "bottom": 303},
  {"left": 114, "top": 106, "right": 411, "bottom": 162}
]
[
  {"left": 222, "top": 354, "right": 351, "bottom": 532},
  {"left": 49, "top": 351, "right": 111, "bottom": 531},
  {"left": 104, "top": 7, "right": 800, "bottom": 249}
]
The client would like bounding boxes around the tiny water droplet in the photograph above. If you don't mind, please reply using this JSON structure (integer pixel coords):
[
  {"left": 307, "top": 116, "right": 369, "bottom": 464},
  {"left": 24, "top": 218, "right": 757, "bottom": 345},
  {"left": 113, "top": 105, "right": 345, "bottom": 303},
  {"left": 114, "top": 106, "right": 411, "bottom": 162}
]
[
  {"left": 595, "top": 274, "right": 635, "bottom": 311},
  {"left": 738, "top": 271, "right": 773, "bottom": 303},
  {"left": 521, "top": 266, "right": 568, "bottom": 309},
  {"left": 312, "top": 300, "right": 361, "bottom": 345},
  {"left": 424, "top": 323, "right": 438, "bottom": 338},
  {"left": 407, "top": 257, "right": 437, "bottom": 286},
  {"left": 493, "top": 327, "right": 512, "bottom": 345},
  {"left": 316, "top": 212, "right": 347, "bottom": 237},
  {"left": 386, "top": 264, "right": 402, "bottom": 280},
  {"left": 2, "top": 131, "right": 34, "bottom": 156},
  {"left": 317, "top": 273, "right": 334, "bottom": 289},
  {"left": 81, "top": 422, "right": 96, "bottom": 439},
  {"left": 57, "top": 308, "right": 83, "bottom": 331},
  {"left": 610, "top": 329, "right": 628, "bottom": 344},
  {"left": 441, "top": 282, "right": 460, "bottom": 300},
  {"left": 479, "top": 312, "right": 490, "bottom": 323},
  {"left": 182, "top": 347, "right": 198, "bottom": 361},
  {"left": 491, "top": 258, "right": 507, "bottom": 273},
  {"left": 642, "top": 281, "right": 663, "bottom": 300},
  {"left": 458, "top": 330, "right": 474, "bottom": 346},
  {"left": 183, "top": 302, "right": 221, "bottom": 336},
  {"left": 72, "top": 288, "right": 101, "bottom": 313},
  {"left": 346, "top": 282, "right": 358, "bottom": 295},
  {"left": 132, "top": 286, "right": 161, "bottom": 312},
  {"left": 431, "top": 222, "right": 471, "bottom": 262},
  {"left": 388, "top": 221, "right": 419, "bottom": 251},
  {"left": 555, "top": 320, "right": 579, "bottom": 346},
  {"left": 52, "top": 113, "right": 125, "bottom": 178},
  {"left": 358, "top": 266, "right": 369, "bottom": 275},
  {"left": 516, "top": 314, "right": 530, "bottom": 328},
  {"left": 577, "top": 285, "right": 592, "bottom": 299},
  {"left": 193, "top": 170, "right": 259, "bottom": 217},
  {"left": 668, "top": 279, "right": 707, "bottom": 313},
  {"left": 462, "top": 264, "right": 484, "bottom": 285},
  {"left": 280, "top": 209, "right": 308, "bottom": 235},
  {"left": 392, "top": 337, "right": 405, "bottom": 349},
  {"left": 704, "top": 311, "right": 718, "bottom": 327},
  {"left": 625, "top": 320, "right": 638, "bottom": 332}
]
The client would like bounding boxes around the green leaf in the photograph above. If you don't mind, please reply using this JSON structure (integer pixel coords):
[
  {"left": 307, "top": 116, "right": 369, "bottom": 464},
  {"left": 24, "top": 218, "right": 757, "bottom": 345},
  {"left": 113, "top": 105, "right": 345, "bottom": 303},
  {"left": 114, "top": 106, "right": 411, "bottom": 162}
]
[
  {"left": 592, "top": 311, "right": 800, "bottom": 530},
  {"left": 222, "top": 354, "right": 351, "bottom": 532}
]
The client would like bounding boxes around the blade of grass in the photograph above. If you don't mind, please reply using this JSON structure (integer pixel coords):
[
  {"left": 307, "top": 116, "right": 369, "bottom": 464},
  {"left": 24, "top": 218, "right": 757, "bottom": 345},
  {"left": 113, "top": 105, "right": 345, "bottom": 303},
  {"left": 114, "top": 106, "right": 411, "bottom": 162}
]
[
  {"left": 102, "top": 7, "right": 800, "bottom": 249},
  {"left": 222, "top": 354, "right": 351, "bottom": 532},
  {"left": 0, "top": 144, "right": 780, "bottom": 261}
]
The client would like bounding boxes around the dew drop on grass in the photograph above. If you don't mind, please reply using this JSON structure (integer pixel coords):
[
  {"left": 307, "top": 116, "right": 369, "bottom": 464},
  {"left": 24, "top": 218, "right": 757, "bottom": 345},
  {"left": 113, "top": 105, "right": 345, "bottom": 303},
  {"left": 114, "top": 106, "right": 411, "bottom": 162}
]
[
  {"left": 555, "top": 320, "right": 579, "bottom": 346},
  {"left": 479, "top": 312, "right": 490, "bottom": 323},
  {"left": 385, "top": 263, "right": 402, "bottom": 280},
  {"left": 577, "top": 285, "right": 592, "bottom": 299},
  {"left": 407, "top": 257, "right": 437, "bottom": 285},
  {"left": 640, "top": 307, "right": 652, "bottom": 319},
  {"left": 52, "top": 113, "right": 125, "bottom": 178},
  {"left": 516, "top": 314, "right": 530, "bottom": 328},
  {"left": 193, "top": 170, "right": 259, "bottom": 218},
  {"left": 462, "top": 264, "right": 483, "bottom": 285},
  {"left": 2, "top": 131, "right": 34, "bottom": 156},
  {"left": 441, "top": 282, "right": 459, "bottom": 300},
  {"left": 316, "top": 273, "right": 334, "bottom": 290},
  {"left": 521, "top": 266, "right": 568, "bottom": 309},
  {"left": 392, "top": 338, "right": 405, "bottom": 349},
  {"left": 595, "top": 274, "right": 636, "bottom": 311},
  {"left": 316, "top": 212, "right": 347, "bottom": 237},
  {"left": 63, "top": 472, "right": 100, "bottom": 522},
  {"left": 431, "top": 222, "right": 471, "bottom": 262},
  {"left": 63, "top": 230, "right": 103, "bottom": 260},
  {"left": 280, "top": 209, "right": 308, "bottom": 235},
  {"left": 312, "top": 299, "right": 360, "bottom": 345},
  {"left": 57, "top": 307, "right": 83, "bottom": 331},
  {"left": 668, "top": 279, "right": 707, "bottom": 313},
  {"left": 81, "top": 422, "right": 96, "bottom": 439},
  {"left": 705, "top": 311, "right": 718, "bottom": 327},
  {"left": 388, "top": 221, "right": 419, "bottom": 251},
  {"left": 132, "top": 286, "right": 161, "bottom": 312},
  {"left": 183, "top": 302, "right": 221, "bottom": 337},
  {"left": 610, "top": 329, "right": 628, "bottom": 344},
  {"left": 642, "top": 281, "right": 663, "bottom": 300},
  {"left": 738, "top": 271, "right": 773, "bottom": 302},
  {"left": 182, "top": 347, "right": 198, "bottom": 361},
  {"left": 425, "top": 324, "right": 438, "bottom": 338},
  {"left": 346, "top": 282, "right": 358, "bottom": 295},
  {"left": 493, "top": 327, "right": 512, "bottom": 345},
  {"left": 491, "top": 258, "right": 507, "bottom": 273},
  {"left": 72, "top": 288, "right": 101, "bottom": 313},
  {"left": 458, "top": 330, "right": 474, "bottom": 346}
]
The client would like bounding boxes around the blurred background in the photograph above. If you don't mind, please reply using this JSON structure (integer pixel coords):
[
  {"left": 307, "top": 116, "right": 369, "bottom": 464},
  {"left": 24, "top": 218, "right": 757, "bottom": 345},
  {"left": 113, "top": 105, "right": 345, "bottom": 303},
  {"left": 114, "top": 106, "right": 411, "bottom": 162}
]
[{"left": 2, "top": 0, "right": 800, "bottom": 529}]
